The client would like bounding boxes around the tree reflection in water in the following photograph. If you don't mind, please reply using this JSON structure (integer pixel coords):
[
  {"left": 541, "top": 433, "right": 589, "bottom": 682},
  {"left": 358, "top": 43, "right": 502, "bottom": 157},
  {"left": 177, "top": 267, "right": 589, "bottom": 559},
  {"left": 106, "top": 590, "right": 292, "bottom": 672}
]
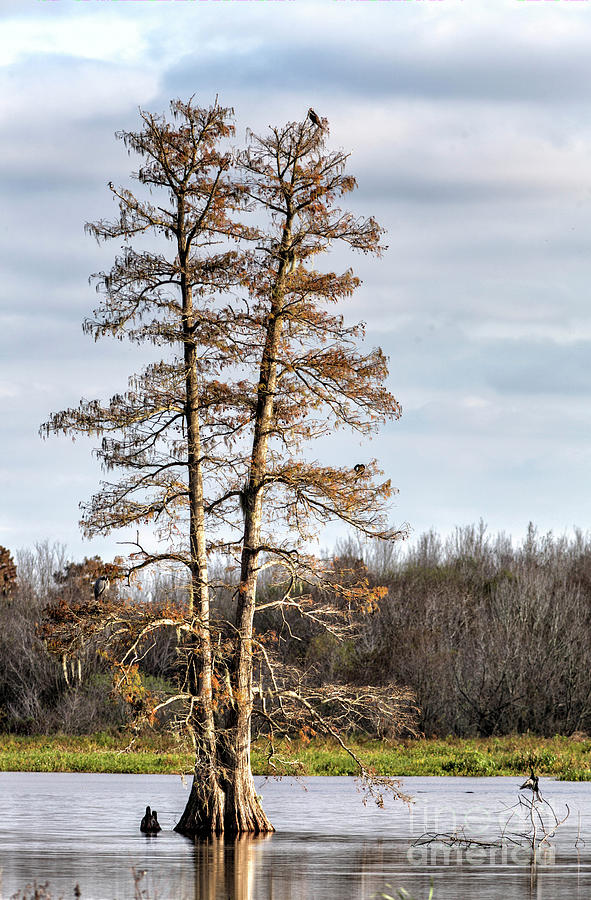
[{"left": 193, "top": 835, "right": 271, "bottom": 900}]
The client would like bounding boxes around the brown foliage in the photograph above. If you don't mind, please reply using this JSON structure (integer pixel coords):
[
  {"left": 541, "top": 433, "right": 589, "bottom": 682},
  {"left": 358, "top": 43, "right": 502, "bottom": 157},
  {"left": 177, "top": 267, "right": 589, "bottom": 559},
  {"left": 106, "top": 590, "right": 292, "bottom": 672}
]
[
  {"left": 0, "top": 545, "right": 16, "bottom": 598},
  {"left": 0, "top": 543, "right": 128, "bottom": 734}
]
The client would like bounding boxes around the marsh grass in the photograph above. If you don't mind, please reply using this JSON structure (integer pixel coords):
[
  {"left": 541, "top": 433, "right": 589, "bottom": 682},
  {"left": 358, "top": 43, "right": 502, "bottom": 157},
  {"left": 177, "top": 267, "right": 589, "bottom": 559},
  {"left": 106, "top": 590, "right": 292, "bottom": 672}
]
[
  {"left": 1, "top": 733, "right": 590, "bottom": 779},
  {"left": 0, "top": 732, "right": 188, "bottom": 775}
]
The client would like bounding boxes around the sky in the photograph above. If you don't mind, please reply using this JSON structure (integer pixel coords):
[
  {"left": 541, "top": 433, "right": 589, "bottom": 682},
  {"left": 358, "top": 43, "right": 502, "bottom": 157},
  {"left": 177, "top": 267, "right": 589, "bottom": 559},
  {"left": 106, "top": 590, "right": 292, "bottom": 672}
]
[{"left": 1, "top": 0, "right": 590, "bottom": 564}]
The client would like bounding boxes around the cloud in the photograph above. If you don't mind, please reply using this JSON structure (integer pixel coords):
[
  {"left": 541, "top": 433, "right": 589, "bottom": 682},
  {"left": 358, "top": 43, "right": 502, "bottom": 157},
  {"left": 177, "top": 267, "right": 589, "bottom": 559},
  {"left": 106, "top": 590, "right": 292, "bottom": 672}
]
[
  {"left": 2, "top": 0, "right": 591, "bottom": 558},
  {"left": 161, "top": 11, "right": 591, "bottom": 107},
  {"left": 0, "top": 15, "right": 148, "bottom": 67},
  {"left": 0, "top": 56, "right": 159, "bottom": 128},
  {"left": 483, "top": 339, "right": 591, "bottom": 396}
]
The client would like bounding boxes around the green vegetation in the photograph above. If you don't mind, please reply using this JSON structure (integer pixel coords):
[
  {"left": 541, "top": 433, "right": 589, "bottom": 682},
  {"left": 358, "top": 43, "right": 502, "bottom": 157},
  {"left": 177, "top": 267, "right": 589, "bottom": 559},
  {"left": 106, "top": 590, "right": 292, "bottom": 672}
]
[
  {"left": 254, "top": 734, "right": 591, "bottom": 781},
  {"left": 1, "top": 733, "right": 590, "bottom": 780},
  {"left": 0, "top": 733, "right": 188, "bottom": 775}
]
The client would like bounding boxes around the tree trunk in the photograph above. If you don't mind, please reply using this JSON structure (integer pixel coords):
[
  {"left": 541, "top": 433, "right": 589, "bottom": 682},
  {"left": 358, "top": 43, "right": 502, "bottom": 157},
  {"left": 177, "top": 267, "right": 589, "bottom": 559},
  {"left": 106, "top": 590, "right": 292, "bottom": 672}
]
[
  {"left": 223, "top": 741, "right": 274, "bottom": 834},
  {"left": 177, "top": 208, "right": 291, "bottom": 839},
  {"left": 174, "top": 728, "right": 273, "bottom": 837},
  {"left": 176, "top": 215, "right": 228, "bottom": 838},
  {"left": 174, "top": 768, "right": 225, "bottom": 837}
]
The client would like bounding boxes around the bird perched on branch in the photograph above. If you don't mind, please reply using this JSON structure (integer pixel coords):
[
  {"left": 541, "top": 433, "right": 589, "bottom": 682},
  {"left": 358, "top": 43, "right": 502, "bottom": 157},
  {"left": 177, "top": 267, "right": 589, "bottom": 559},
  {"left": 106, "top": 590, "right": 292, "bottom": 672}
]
[
  {"left": 520, "top": 769, "right": 541, "bottom": 801},
  {"left": 353, "top": 463, "right": 366, "bottom": 475},
  {"left": 93, "top": 575, "right": 110, "bottom": 601},
  {"left": 308, "top": 107, "right": 322, "bottom": 128}
]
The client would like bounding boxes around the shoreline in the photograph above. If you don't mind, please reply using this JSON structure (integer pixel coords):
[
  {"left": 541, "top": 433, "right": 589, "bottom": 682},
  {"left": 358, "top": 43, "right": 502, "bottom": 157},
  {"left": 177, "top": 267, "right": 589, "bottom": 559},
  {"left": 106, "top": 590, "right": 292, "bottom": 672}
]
[{"left": 0, "top": 733, "right": 589, "bottom": 780}]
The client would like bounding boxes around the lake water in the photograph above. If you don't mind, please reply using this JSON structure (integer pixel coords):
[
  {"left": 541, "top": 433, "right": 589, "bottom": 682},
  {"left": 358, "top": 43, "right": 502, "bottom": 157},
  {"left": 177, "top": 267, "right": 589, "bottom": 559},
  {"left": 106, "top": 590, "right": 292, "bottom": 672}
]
[{"left": 0, "top": 773, "right": 590, "bottom": 899}]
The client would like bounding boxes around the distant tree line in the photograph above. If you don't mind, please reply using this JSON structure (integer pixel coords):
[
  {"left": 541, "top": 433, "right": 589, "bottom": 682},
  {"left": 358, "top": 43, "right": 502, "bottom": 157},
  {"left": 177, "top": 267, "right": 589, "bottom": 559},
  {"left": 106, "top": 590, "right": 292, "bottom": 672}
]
[
  {"left": 327, "top": 522, "right": 591, "bottom": 737},
  {"left": 1, "top": 523, "right": 591, "bottom": 738}
]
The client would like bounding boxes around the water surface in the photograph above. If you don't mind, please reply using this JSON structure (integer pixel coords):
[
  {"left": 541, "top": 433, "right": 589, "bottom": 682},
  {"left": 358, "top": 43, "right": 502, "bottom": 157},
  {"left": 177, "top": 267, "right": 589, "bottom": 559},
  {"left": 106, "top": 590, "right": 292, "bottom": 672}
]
[{"left": 0, "top": 773, "right": 589, "bottom": 899}]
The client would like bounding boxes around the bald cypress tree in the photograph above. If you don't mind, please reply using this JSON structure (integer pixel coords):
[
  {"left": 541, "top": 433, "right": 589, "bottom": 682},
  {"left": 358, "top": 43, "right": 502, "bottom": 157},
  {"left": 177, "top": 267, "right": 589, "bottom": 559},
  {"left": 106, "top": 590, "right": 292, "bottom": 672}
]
[{"left": 42, "top": 102, "right": 413, "bottom": 837}]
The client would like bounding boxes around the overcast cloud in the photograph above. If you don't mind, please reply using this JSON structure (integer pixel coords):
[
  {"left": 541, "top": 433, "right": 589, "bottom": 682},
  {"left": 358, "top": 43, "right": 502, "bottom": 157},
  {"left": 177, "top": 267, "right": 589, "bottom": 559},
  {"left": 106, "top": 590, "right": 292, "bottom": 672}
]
[{"left": 1, "top": 0, "right": 590, "bottom": 562}]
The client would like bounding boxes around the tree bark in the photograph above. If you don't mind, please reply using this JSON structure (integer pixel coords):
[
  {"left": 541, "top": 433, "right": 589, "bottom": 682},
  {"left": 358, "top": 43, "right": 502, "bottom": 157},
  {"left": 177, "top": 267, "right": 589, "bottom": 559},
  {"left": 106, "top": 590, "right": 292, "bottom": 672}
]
[
  {"left": 219, "top": 220, "right": 293, "bottom": 837},
  {"left": 177, "top": 216, "right": 292, "bottom": 838},
  {"left": 176, "top": 205, "right": 226, "bottom": 837},
  {"left": 174, "top": 770, "right": 225, "bottom": 837}
]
